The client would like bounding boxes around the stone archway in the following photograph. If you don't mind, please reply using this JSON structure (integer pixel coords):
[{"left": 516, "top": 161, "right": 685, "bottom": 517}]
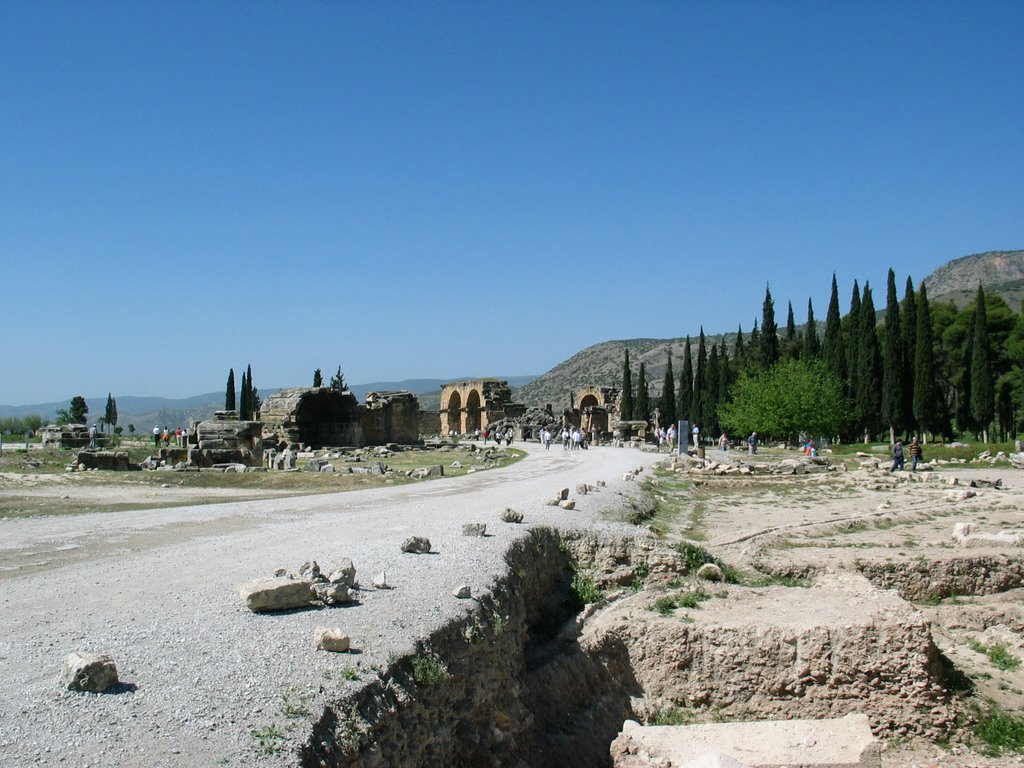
[
  {"left": 465, "top": 389, "right": 482, "bottom": 433},
  {"left": 444, "top": 390, "right": 462, "bottom": 434}
]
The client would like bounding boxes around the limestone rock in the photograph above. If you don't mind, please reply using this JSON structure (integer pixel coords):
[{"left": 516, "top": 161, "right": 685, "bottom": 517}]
[
  {"left": 501, "top": 508, "right": 524, "bottom": 523},
  {"left": 411, "top": 464, "right": 444, "bottom": 479},
  {"left": 453, "top": 584, "right": 472, "bottom": 599},
  {"left": 312, "top": 581, "right": 352, "bottom": 605},
  {"left": 239, "top": 577, "right": 314, "bottom": 612},
  {"left": 401, "top": 536, "right": 432, "bottom": 554},
  {"left": 325, "top": 558, "right": 356, "bottom": 586},
  {"left": 558, "top": 487, "right": 570, "bottom": 500},
  {"left": 559, "top": 499, "right": 576, "bottom": 510},
  {"left": 462, "top": 523, "right": 487, "bottom": 537},
  {"left": 314, "top": 626, "right": 351, "bottom": 653},
  {"left": 298, "top": 560, "right": 322, "bottom": 580},
  {"left": 61, "top": 653, "right": 119, "bottom": 693},
  {"left": 373, "top": 571, "right": 391, "bottom": 589}
]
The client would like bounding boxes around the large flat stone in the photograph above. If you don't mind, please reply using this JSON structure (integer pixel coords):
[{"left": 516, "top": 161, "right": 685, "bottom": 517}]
[{"left": 611, "top": 713, "right": 878, "bottom": 768}]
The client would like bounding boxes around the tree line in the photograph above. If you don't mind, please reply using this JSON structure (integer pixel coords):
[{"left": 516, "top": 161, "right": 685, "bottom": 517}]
[{"left": 618, "top": 270, "right": 1020, "bottom": 445}]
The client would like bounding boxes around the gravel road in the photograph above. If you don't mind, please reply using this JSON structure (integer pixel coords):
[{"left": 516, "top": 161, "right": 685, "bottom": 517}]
[{"left": 0, "top": 442, "right": 660, "bottom": 767}]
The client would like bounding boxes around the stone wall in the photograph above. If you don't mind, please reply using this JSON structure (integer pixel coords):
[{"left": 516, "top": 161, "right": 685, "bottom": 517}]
[{"left": 362, "top": 391, "right": 419, "bottom": 445}]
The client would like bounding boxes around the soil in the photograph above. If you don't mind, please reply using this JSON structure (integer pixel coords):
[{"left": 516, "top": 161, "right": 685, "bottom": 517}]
[{"left": 2, "top": 443, "right": 1023, "bottom": 766}]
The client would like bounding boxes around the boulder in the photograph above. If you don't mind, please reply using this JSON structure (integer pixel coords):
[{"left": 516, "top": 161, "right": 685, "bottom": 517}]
[
  {"left": 401, "top": 536, "right": 432, "bottom": 554},
  {"left": 312, "top": 582, "right": 352, "bottom": 605},
  {"left": 314, "top": 626, "right": 351, "bottom": 653},
  {"left": 61, "top": 652, "right": 119, "bottom": 693},
  {"left": 453, "top": 584, "right": 472, "bottom": 599},
  {"left": 501, "top": 508, "right": 524, "bottom": 523},
  {"left": 239, "top": 577, "right": 314, "bottom": 612},
  {"left": 325, "top": 558, "right": 356, "bottom": 586},
  {"left": 373, "top": 571, "right": 391, "bottom": 589},
  {"left": 695, "top": 563, "right": 725, "bottom": 582},
  {"left": 462, "top": 523, "right": 487, "bottom": 537},
  {"left": 559, "top": 500, "right": 576, "bottom": 510}
]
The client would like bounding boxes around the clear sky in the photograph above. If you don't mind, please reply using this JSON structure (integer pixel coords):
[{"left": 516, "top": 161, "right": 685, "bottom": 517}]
[{"left": 2, "top": 1, "right": 1022, "bottom": 406}]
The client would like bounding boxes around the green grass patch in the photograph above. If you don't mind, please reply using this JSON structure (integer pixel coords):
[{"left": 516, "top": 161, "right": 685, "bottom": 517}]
[
  {"left": 973, "top": 701, "right": 1024, "bottom": 755},
  {"left": 251, "top": 725, "right": 286, "bottom": 755},
  {"left": 411, "top": 652, "right": 450, "bottom": 686},
  {"left": 652, "top": 589, "right": 710, "bottom": 615},
  {"left": 969, "top": 640, "right": 1021, "bottom": 672}
]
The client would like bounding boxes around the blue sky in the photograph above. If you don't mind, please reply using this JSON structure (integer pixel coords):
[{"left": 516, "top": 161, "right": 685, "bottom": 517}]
[{"left": 2, "top": 1, "right": 1022, "bottom": 405}]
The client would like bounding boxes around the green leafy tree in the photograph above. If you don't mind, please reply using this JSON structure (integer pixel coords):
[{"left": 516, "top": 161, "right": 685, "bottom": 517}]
[
  {"left": 660, "top": 350, "right": 676, "bottom": 425},
  {"left": 329, "top": 366, "right": 347, "bottom": 391},
  {"left": 856, "top": 284, "right": 882, "bottom": 440},
  {"left": 760, "top": 287, "right": 779, "bottom": 369},
  {"left": 225, "top": 368, "right": 236, "bottom": 411},
  {"left": 718, "top": 359, "right": 852, "bottom": 442},
  {"left": 881, "top": 269, "right": 904, "bottom": 441},
  {"left": 620, "top": 349, "right": 634, "bottom": 421},
  {"left": 678, "top": 338, "right": 693, "bottom": 423},
  {"left": 636, "top": 362, "right": 650, "bottom": 423},
  {"left": 971, "top": 285, "right": 994, "bottom": 442},
  {"left": 822, "top": 275, "right": 846, "bottom": 390},
  {"left": 313, "top": 368, "right": 323, "bottom": 387},
  {"left": 70, "top": 396, "right": 89, "bottom": 424},
  {"left": 802, "top": 298, "right": 820, "bottom": 360}
]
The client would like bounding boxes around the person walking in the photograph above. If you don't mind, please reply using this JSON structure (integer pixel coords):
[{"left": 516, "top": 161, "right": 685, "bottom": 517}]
[
  {"left": 692, "top": 424, "right": 700, "bottom": 449},
  {"left": 719, "top": 433, "right": 729, "bottom": 452},
  {"left": 890, "top": 440, "right": 905, "bottom": 472},
  {"left": 153, "top": 425, "right": 161, "bottom": 449},
  {"left": 908, "top": 436, "right": 923, "bottom": 471},
  {"left": 747, "top": 431, "right": 758, "bottom": 454}
]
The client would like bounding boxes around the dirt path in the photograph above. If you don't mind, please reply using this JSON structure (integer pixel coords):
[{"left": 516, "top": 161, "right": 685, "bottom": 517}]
[{"left": 0, "top": 442, "right": 658, "bottom": 767}]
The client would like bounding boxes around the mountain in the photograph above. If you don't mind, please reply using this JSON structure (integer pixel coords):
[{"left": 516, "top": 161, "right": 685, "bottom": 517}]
[
  {"left": 0, "top": 376, "right": 539, "bottom": 425},
  {"left": 922, "top": 249, "right": 1024, "bottom": 309}
]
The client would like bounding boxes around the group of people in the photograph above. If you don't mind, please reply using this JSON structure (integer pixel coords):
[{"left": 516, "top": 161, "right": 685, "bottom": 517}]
[
  {"left": 890, "top": 436, "right": 924, "bottom": 472},
  {"left": 152, "top": 426, "right": 187, "bottom": 449},
  {"left": 476, "top": 427, "right": 513, "bottom": 447}
]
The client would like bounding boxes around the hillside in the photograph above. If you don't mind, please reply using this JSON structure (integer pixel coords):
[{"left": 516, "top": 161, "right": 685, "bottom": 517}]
[
  {"left": 513, "top": 249, "right": 1024, "bottom": 408},
  {"left": 922, "top": 249, "right": 1024, "bottom": 310}
]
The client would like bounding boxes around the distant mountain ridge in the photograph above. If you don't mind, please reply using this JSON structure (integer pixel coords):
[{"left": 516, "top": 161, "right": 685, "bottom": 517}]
[{"left": 0, "top": 376, "right": 538, "bottom": 426}]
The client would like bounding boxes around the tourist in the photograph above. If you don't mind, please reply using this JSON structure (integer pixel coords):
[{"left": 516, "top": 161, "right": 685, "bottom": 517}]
[
  {"left": 153, "top": 425, "right": 161, "bottom": 449},
  {"left": 747, "top": 431, "right": 758, "bottom": 454},
  {"left": 667, "top": 424, "right": 676, "bottom": 451},
  {"left": 890, "top": 440, "right": 905, "bottom": 472},
  {"left": 719, "top": 432, "right": 728, "bottom": 452},
  {"left": 505, "top": 429, "right": 512, "bottom": 446},
  {"left": 590, "top": 426, "right": 598, "bottom": 446},
  {"left": 494, "top": 428, "right": 503, "bottom": 445},
  {"left": 175, "top": 427, "right": 183, "bottom": 448},
  {"left": 692, "top": 423, "right": 700, "bottom": 449},
  {"left": 909, "top": 436, "right": 923, "bottom": 471},
  {"left": 88, "top": 424, "right": 97, "bottom": 448},
  {"left": 562, "top": 427, "right": 570, "bottom": 450}
]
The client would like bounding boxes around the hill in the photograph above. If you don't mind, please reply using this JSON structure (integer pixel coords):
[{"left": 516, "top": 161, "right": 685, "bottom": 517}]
[
  {"left": 513, "top": 249, "right": 1024, "bottom": 408},
  {"left": 922, "top": 249, "right": 1024, "bottom": 310}
]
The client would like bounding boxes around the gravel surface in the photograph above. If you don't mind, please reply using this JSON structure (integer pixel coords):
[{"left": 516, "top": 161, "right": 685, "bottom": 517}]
[{"left": 0, "top": 442, "right": 660, "bottom": 767}]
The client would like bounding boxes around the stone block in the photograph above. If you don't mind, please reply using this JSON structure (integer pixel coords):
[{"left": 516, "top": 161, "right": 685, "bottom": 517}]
[
  {"left": 314, "top": 626, "right": 351, "bottom": 653},
  {"left": 61, "top": 652, "right": 119, "bottom": 693},
  {"left": 401, "top": 536, "right": 431, "bottom": 554},
  {"left": 239, "top": 577, "right": 313, "bottom": 612},
  {"left": 462, "top": 523, "right": 486, "bottom": 537}
]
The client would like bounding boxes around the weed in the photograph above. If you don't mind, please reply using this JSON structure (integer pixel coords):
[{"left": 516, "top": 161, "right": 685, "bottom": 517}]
[
  {"left": 251, "top": 725, "right": 286, "bottom": 755},
  {"left": 339, "top": 666, "right": 360, "bottom": 681},
  {"left": 650, "top": 706, "right": 693, "bottom": 725},
  {"left": 630, "top": 562, "right": 651, "bottom": 590},
  {"left": 673, "top": 542, "right": 741, "bottom": 583},
  {"left": 411, "top": 652, "right": 450, "bottom": 686},
  {"left": 492, "top": 613, "right": 507, "bottom": 637},
  {"left": 652, "top": 590, "right": 709, "bottom": 615},
  {"left": 280, "top": 690, "right": 311, "bottom": 718},
  {"left": 970, "top": 640, "right": 1021, "bottom": 672},
  {"left": 569, "top": 571, "right": 603, "bottom": 610},
  {"left": 973, "top": 701, "right": 1024, "bottom": 755}
]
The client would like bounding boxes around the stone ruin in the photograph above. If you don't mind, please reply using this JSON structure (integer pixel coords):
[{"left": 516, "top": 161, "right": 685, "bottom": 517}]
[
  {"left": 439, "top": 379, "right": 524, "bottom": 435},
  {"left": 187, "top": 410, "right": 263, "bottom": 468},
  {"left": 260, "top": 387, "right": 419, "bottom": 450},
  {"left": 41, "top": 424, "right": 105, "bottom": 449}
]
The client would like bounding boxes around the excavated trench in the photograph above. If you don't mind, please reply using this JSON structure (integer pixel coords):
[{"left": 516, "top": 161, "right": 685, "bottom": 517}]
[{"left": 299, "top": 527, "right": 1022, "bottom": 768}]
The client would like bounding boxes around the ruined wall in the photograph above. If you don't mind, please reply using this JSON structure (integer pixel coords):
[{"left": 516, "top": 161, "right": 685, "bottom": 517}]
[
  {"left": 192, "top": 411, "right": 263, "bottom": 467},
  {"left": 439, "top": 379, "right": 516, "bottom": 435},
  {"left": 361, "top": 391, "right": 420, "bottom": 445}
]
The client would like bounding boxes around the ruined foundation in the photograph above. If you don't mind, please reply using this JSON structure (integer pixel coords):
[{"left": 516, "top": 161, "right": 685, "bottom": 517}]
[{"left": 300, "top": 531, "right": 952, "bottom": 768}]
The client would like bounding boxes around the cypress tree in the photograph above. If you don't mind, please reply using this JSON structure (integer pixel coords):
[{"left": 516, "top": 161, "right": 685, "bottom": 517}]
[
  {"left": 313, "top": 368, "right": 323, "bottom": 387},
  {"left": 636, "top": 362, "right": 650, "bottom": 424},
  {"left": 784, "top": 302, "right": 798, "bottom": 360},
  {"left": 856, "top": 284, "right": 882, "bottom": 440},
  {"left": 845, "top": 280, "right": 862, "bottom": 403},
  {"left": 749, "top": 320, "right": 762, "bottom": 371},
  {"left": 678, "top": 337, "right": 693, "bottom": 423},
  {"left": 104, "top": 393, "right": 117, "bottom": 433},
  {"left": 912, "top": 284, "right": 937, "bottom": 440},
  {"left": 901, "top": 277, "right": 917, "bottom": 435},
  {"left": 694, "top": 329, "right": 709, "bottom": 428},
  {"left": 822, "top": 275, "right": 846, "bottom": 386},
  {"left": 620, "top": 350, "right": 634, "bottom": 421},
  {"left": 660, "top": 350, "right": 677, "bottom": 425},
  {"left": 761, "top": 286, "right": 779, "bottom": 368},
  {"left": 239, "top": 368, "right": 249, "bottom": 420},
  {"left": 225, "top": 368, "right": 236, "bottom": 411},
  {"left": 881, "top": 269, "right": 904, "bottom": 441},
  {"left": 706, "top": 344, "right": 720, "bottom": 435},
  {"left": 733, "top": 326, "right": 745, "bottom": 375},
  {"left": 717, "top": 341, "right": 731, "bottom": 406},
  {"left": 970, "top": 285, "right": 994, "bottom": 442},
  {"left": 803, "top": 298, "right": 820, "bottom": 360}
]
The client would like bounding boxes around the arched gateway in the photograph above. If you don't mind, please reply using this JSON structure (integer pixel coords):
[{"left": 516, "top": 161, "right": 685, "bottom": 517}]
[{"left": 439, "top": 379, "right": 517, "bottom": 435}]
